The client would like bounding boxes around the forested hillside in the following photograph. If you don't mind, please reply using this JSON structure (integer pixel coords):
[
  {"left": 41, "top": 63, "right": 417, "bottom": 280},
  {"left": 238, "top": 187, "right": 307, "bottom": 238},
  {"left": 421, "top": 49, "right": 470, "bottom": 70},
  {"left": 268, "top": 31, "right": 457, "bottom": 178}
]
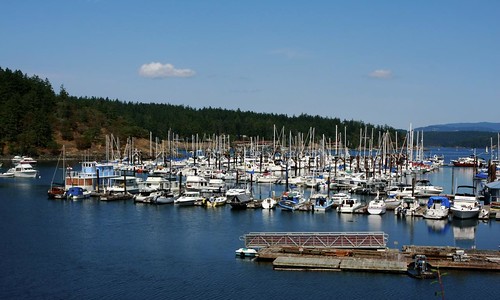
[
  {"left": 4, "top": 66, "right": 493, "bottom": 158},
  {"left": 0, "top": 67, "right": 399, "bottom": 157}
]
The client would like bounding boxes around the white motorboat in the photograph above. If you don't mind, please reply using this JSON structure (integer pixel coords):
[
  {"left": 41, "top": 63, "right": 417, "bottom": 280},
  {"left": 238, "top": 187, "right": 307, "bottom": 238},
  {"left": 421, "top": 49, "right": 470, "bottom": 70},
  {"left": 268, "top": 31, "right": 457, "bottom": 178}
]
[
  {"left": 395, "top": 196, "right": 419, "bottom": 217},
  {"left": 235, "top": 247, "right": 258, "bottom": 257},
  {"left": 0, "top": 171, "right": 14, "bottom": 178},
  {"left": 367, "top": 198, "right": 386, "bottom": 215},
  {"left": 330, "top": 192, "right": 350, "bottom": 207},
  {"left": 7, "top": 163, "right": 39, "bottom": 178},
  {"left": 337, "top": 197, "right": 363, "bottom": 213},
  {"left": 423, "top": 196, "right": 451, "bottom": 220},
  {"left": 11, "top": 155, "right": 37, "bottom": 165},
  {"left": 414, "top": 179, "right": 444, "bottom": 196},
  {"left": 133, "top": 189, "right": 164, "bottom": 203},
  {"left": 175, "top": 191, "right": 203, "bottom": 206},
  {"left": 450, "top": 185, "right": 480, "bottom": 219},
  {"left": 387, "top": 184, "right": 414, "bottom": 198}
]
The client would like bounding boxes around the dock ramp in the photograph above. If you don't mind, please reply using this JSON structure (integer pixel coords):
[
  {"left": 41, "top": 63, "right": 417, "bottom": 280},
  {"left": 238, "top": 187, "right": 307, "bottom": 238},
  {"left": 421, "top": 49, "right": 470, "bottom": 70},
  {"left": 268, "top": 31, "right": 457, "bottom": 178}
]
[{"left": 242, "top": 232, "right": 388, "bottom": 249}]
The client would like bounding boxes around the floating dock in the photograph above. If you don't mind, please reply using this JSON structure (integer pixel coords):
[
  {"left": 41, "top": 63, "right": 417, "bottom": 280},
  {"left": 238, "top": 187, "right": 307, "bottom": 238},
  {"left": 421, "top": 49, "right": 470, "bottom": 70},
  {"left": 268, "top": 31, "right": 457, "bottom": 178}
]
[{"left": 241, "top": 232, "right": 500, "bottom": 274}]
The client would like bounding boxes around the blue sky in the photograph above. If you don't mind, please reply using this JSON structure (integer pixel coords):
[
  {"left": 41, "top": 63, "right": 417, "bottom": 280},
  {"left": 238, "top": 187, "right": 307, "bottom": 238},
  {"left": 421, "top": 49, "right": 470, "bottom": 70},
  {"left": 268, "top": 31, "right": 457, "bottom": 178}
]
[{"left": 1, "top": 0, "right": 499, "bottom": 130}]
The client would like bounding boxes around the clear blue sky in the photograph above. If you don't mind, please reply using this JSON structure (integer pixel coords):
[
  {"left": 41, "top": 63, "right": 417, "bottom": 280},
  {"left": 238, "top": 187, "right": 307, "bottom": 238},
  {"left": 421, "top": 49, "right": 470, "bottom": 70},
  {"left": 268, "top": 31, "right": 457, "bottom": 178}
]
[{"left": 1, "top": 0, "right": 499, "bottom": 129}]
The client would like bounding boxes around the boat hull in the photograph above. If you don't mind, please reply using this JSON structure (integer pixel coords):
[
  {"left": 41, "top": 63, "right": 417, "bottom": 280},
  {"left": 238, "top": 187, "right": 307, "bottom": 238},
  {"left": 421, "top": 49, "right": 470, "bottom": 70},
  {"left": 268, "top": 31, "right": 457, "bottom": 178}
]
[
  {"left": 367, "top": 207, "right": 386, "bottom": 215},
  {"left": 261, "top": 198, "right": 277, "bottom": 209},
  {"left": 235, "top": 248, "right": 258, "bottom": 257},
  {"left": 450, "top": 207, "right": 480, "bottom": 219}
]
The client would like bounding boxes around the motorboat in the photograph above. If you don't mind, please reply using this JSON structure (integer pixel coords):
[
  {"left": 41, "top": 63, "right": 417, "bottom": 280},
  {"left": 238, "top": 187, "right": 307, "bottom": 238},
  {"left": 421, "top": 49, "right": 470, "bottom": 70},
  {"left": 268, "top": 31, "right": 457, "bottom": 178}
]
[
  {"left": 311, "top": 193, "right": 334, "bottom": 212},
  {"left": 235, "top": 247, "right": 258, "bottom": 258},
  {"left": 133, "top": 189, "right": 164, "bottom": 203},
  {"left": 0, "top": 171, "right": 14, "bottom": 178},
  {"left": 414, "top": 179, "right": 443, "bottom": 196},
  {"left": 330, "top": 192, "right": 350, "bottom": 207},
  {"left": 7, "top": 163, "right": 39, "bottom": 178},
  {"left": 423, "top": 196, "right": 451, "bottom": 220},
  {"left": 337, "top": 197, "right": 363, "bottom": 213},
  {"left": 395, "top": 196, "right": 419, "bottom": 217},
  {"left": 205, "top": 195, "right": 227, "bottom": 207},
  {"left": 450, "top": 185, "right": 480, "bottom": 219},
  {"left": 175, "top": 191, "right": 203, "bottom": 206},
  {"left": 278, "top": 190, "right": 306, "bottom": 211},
  {"left": 387, "top": 184, "right": 414, "bottom": 198},
  {"left": 451, "top": 155, "right": 485, "bottom": 168},
  {"left": 66, "top": 186, "right": 91, "bottom": 200},
  {"left": 407, "top": 255, "right": 437, "bottom": 279},
  {"left": 11, "top": 155, "right": 37, "bottom": 165},
  {"left": 367, "top": 197, "right": 386, "bottom": 215}
]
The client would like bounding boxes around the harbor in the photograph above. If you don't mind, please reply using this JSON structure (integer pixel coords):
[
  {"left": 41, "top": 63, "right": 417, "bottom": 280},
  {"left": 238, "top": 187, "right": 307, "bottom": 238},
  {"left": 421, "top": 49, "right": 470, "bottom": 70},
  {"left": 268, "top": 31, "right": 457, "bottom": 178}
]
[{"left": 2, "top": 147, "right": 500, "bottom": 299}]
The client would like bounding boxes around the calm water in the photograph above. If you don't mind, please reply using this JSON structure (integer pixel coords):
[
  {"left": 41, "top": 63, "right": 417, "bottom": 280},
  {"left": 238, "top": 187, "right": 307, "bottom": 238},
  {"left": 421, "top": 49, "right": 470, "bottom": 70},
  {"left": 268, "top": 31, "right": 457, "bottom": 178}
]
[{"left": 1, "top": 148, "right": 499, "bottom": 300}]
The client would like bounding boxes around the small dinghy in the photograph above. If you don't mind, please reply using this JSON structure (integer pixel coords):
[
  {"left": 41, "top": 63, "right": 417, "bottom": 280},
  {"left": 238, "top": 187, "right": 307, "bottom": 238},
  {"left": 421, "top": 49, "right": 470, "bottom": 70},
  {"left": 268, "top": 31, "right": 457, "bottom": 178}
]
[{"left": 235, "top": 247, "right": 258, "bottom": 258}]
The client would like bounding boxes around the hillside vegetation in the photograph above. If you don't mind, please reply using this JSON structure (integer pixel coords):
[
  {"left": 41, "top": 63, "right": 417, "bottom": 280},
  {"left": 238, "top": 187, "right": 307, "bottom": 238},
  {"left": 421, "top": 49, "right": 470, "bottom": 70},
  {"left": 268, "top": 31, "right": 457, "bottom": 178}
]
[{"left": 0, "top": 67, "right": 494, "bottom": 158}]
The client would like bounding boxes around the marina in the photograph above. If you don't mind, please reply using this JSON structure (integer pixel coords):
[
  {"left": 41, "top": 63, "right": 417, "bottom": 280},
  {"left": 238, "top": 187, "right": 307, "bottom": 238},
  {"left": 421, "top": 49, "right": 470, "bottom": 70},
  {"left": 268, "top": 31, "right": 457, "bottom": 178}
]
[{"left": 1, "top": 147, "right": 500, "bottom": 299}]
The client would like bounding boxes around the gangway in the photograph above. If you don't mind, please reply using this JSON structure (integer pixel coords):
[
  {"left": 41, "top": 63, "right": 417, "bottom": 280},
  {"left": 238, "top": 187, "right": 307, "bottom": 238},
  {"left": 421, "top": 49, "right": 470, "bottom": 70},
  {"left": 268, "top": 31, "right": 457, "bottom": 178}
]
[{"left": 241, "top": 232, "right": 388, "bottom": 249}]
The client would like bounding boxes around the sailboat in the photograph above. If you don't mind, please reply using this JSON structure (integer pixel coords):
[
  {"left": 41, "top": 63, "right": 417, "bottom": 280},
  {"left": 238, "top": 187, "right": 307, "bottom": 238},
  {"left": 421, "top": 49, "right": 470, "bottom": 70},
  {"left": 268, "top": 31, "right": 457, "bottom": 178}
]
[{"left": 47, "top": 146, "right": 67, "bottom": 199}]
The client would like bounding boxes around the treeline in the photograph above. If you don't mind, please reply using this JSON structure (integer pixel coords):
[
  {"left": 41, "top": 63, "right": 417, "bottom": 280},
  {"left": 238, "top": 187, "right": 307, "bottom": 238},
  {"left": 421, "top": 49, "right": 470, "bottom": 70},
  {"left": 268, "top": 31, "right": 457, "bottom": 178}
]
[
  {"left": 0, "top": 68, "right": 56, "bottom": 155},
  {"left": 1, "top": 66, "right": 448, "bottom": 157}
]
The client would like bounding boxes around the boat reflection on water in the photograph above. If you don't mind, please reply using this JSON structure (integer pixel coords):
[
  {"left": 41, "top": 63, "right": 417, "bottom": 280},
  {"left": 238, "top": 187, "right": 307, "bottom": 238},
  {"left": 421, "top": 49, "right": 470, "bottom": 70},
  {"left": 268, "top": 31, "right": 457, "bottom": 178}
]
[
  {"left": 425, "top": 218, "right": 450, "bottom": 234},
  {"left": 452, "top": 218, "right": 478, "bottom": 249},
  {"left": 366, "top": 214, "right": 383, "bottom": 231},
  {"left": 261, "top": 207, "right": 276, "bottom": 226}
]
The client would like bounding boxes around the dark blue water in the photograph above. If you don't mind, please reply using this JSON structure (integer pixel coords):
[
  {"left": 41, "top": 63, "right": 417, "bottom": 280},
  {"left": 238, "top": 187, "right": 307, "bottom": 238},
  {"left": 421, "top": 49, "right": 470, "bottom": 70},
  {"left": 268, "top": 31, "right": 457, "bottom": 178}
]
[{"left": 1, "top": 148, "right": 499, "bottom": 300}]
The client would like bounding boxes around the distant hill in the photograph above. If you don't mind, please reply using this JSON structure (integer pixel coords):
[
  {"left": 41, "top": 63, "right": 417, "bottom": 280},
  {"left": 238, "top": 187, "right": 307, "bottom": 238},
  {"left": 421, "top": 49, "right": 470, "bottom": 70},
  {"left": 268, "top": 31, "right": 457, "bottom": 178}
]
[
  {"left": 412, "top": 122, "right": 500, "bottom": 147},
  {"left": 416, "top": 122, "right": 500, "bottom": 132}
]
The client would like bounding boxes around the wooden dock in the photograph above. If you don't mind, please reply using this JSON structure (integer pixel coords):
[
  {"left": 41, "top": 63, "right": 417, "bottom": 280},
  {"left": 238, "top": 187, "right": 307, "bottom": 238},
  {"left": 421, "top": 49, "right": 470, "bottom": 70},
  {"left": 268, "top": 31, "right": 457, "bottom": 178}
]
[{"left": 246, "top": 232, "right": 500, "bottom": 274}]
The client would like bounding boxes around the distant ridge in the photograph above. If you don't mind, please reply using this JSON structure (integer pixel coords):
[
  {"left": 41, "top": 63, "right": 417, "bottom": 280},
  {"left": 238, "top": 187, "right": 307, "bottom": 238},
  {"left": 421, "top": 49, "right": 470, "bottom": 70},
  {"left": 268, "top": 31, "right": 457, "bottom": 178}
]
[{"left": 416, "top": 122, "right": 500, "bottom": 132}]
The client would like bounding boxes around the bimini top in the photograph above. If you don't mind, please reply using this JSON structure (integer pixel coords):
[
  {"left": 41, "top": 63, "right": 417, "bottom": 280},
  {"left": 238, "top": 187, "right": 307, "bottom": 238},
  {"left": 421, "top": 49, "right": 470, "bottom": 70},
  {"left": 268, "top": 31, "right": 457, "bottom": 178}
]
[
  {"left": 427, "top": 196, "right": 451, "bottom": 208},
  {"left": 485, "top": 181, "right": 500, "bottom": 190}
]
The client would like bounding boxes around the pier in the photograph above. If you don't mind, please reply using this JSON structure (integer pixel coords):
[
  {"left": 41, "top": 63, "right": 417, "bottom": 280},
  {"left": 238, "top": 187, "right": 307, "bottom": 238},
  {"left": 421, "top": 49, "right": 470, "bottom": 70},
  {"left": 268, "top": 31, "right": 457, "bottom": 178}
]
[{"left": 242, "top": 232, "right": 500, "bottom": 274}]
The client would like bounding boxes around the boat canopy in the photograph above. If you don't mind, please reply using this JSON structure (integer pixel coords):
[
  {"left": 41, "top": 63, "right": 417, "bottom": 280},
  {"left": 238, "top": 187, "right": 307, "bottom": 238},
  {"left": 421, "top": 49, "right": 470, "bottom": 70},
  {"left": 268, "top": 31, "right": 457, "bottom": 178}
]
[
  {"left": 485, "top": 181, "right": 500, "bottom": 190},
  {"left": 67, "top": 186, "right": 84, "bottom": 195},
  {"left": 427, "top": 196, "right": 450, "bottom": 208}
]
